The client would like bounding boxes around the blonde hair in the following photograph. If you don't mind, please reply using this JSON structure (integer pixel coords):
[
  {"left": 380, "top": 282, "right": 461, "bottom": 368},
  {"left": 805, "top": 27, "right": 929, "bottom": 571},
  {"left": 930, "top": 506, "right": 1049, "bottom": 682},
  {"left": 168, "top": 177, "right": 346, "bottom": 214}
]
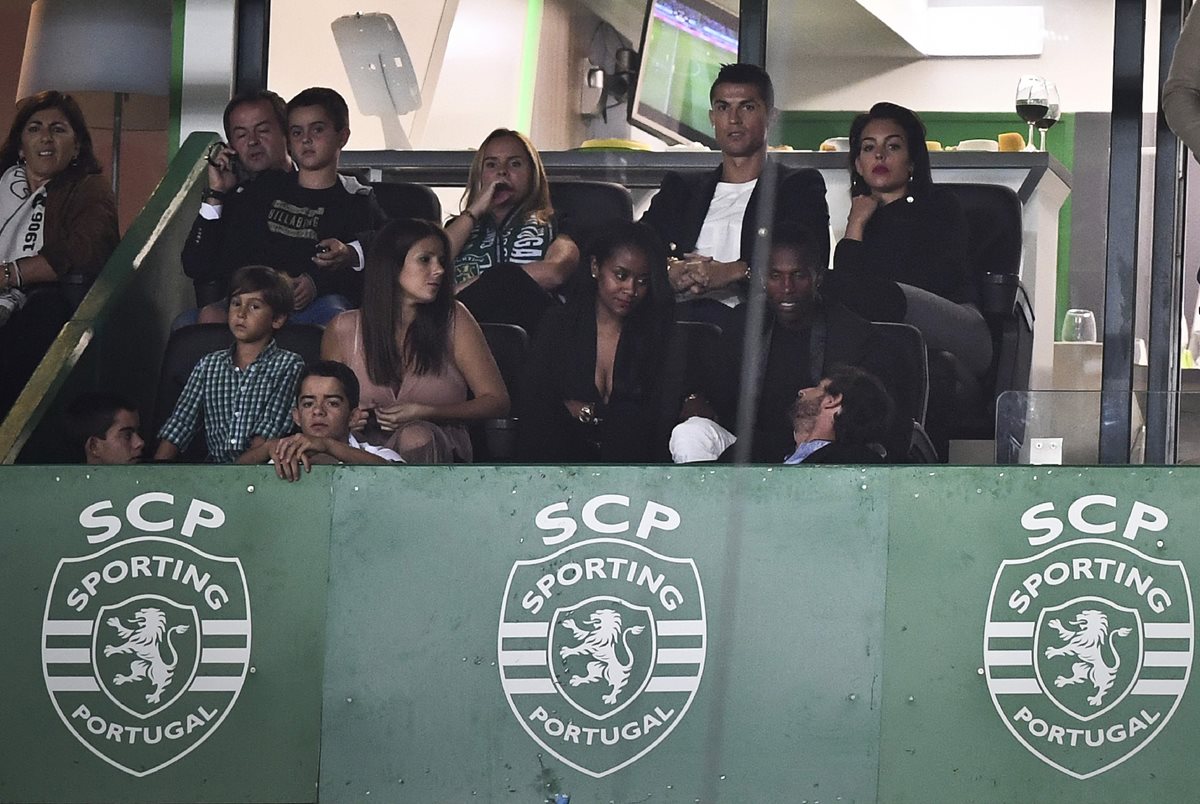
[{"left": 461, "top": 128, "right": 553, "bottom": 224}]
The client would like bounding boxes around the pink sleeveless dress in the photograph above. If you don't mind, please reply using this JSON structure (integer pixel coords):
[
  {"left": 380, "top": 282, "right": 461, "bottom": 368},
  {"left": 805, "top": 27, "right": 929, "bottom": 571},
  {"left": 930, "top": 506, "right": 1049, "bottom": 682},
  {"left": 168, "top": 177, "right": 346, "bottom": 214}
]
[{"left": 329, "top": 310, "right": 472, "bottom": 463}]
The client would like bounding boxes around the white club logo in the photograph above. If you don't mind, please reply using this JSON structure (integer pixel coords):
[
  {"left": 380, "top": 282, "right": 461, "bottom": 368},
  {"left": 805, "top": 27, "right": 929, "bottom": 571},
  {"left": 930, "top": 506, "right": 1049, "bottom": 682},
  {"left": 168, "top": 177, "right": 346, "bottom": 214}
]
[
  {"left": 104, "top": 607, "right": 191, "bottom": 706},
  {"left": 499, "top": 537, "right": 705, "bottom": 778},
  {"left": 43, "top": 536, "right": 251, "bottom": 777},
  {"left": 985, "top": 537, "right": 1192, "bottom": 779}
]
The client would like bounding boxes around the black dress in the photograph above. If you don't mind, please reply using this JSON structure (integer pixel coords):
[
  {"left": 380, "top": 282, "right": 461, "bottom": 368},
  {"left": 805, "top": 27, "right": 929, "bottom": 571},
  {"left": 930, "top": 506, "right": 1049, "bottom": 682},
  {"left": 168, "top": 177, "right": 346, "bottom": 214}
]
[
  {"left": 828, "top": 187, "right": 974, "bottom": 320},
  {"left": 517, "top": 297, "right": 674, "bottom": 463}
]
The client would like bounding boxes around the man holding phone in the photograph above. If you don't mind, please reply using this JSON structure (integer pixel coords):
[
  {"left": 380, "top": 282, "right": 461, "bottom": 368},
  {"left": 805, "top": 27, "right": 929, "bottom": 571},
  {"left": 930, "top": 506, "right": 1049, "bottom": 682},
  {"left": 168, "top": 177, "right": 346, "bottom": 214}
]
[
  {"left": 181, "top": 88, "right": 386, "bottom": 326},
  {"left": 181, "top": 90, "right": 294, "bottom": 305}
]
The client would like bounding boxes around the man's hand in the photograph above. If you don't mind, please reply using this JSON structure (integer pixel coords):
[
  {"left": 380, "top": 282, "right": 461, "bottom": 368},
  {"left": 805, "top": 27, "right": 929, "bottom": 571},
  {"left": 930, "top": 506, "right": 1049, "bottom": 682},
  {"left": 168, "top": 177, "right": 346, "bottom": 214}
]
[
  {"left": 205, "top": 145, "right": 240, "bottom": 197},
  {"left": 679, "top": 253, "right": 746, "bottom": 294},
  {"left": 667, "top": 257, "right": 702, "bottom": 293},
  {"left": 292, "top": 274, "right": 317, "bottom": 310},
  {"left": 312, "top": 238, "right": 357, "bottom": 271}
]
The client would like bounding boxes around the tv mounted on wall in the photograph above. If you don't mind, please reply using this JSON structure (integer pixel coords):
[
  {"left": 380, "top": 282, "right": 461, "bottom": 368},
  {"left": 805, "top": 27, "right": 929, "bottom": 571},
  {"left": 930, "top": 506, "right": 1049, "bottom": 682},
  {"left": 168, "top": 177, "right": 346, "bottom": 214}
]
[{"left": 629, "top": 0, "right": 739, "bottom": 147}]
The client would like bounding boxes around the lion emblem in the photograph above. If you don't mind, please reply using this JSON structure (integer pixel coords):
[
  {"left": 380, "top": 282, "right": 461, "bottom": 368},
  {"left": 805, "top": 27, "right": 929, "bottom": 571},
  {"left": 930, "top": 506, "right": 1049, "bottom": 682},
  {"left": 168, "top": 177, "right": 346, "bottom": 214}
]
[
  {"left": 103, "top": 607, "right": 190, "bottom": 704},
  {"left": 1043, "top": 609, "right": 1133, "bottom": 707},
  {"left": 559, "top": 609, "right": 645, "bottom": 705}
]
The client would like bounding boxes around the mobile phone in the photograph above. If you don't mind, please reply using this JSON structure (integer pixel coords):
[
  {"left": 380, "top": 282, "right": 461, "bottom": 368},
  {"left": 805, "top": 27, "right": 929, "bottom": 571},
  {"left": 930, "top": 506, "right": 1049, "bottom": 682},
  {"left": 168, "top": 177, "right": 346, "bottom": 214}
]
[{"left": 205, "top": 141, "right": 245, "bottom": 181}]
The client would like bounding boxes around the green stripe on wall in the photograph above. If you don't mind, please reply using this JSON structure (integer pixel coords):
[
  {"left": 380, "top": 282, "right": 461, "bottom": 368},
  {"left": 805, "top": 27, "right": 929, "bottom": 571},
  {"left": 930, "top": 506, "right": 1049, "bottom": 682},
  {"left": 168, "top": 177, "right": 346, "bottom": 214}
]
[
  {"left": 168, "top": 0, "right": 186, "bottom": 158},
  {"left": 779, "top": 110, "right": 1075, "bottom": 333},
  {"left": 515, "top": 0, "right": 544, "bottom": 133}
]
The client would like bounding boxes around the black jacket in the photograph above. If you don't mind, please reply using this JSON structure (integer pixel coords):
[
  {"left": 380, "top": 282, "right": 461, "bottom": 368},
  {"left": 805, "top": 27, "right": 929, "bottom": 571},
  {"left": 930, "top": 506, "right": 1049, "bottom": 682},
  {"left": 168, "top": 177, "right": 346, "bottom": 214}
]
[{"left": 640, "top": 160, "right": 830, "bottom": 266}]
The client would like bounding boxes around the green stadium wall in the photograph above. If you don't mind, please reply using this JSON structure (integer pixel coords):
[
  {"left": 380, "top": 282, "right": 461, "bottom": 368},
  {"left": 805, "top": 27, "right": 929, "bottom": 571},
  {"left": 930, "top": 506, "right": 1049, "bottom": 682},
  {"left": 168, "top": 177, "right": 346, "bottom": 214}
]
[{"left": 2, "top": 464, "right": 1197, "bottom": 803}]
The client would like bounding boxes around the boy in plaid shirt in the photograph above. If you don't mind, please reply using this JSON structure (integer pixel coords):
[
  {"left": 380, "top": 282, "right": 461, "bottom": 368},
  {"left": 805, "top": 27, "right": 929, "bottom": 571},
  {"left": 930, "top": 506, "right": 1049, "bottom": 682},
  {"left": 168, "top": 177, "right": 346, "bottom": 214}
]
[{"left": 155, "top": 265, "right": 304, "bottom": 462}]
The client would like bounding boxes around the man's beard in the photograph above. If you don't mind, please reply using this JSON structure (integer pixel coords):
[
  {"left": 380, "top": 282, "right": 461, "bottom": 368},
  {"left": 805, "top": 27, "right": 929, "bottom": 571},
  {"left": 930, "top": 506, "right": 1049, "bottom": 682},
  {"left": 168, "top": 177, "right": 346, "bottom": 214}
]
[{"left": 789, "top": 395, "right": 823, "bottom": 441}]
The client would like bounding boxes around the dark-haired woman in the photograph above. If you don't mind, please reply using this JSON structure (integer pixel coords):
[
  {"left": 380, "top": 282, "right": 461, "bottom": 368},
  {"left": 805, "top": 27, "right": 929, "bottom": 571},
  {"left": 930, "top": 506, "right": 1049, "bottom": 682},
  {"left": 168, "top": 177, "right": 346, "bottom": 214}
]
[
  {"left": 0, "top": 91, "right": 119, "bottom": 412},
  {"left": 518, "top": 222, "right": 675, "bottom": 462},
  {"left": 826, "top": 101, "right": 992, "bottom": 376},
  {"left": 321, "top": 219, "right": 509, "bottom": 463}
]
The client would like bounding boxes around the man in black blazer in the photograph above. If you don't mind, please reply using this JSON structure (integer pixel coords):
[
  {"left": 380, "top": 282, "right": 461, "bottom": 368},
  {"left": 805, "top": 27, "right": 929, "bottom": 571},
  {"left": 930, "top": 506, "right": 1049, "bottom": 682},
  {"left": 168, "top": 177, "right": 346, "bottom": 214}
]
[
  {"left": 669, "top": 224, "right": 913, "bottom": 463},
  {"left": 640, "top": 63, "right": 829, "bottom": 329}
]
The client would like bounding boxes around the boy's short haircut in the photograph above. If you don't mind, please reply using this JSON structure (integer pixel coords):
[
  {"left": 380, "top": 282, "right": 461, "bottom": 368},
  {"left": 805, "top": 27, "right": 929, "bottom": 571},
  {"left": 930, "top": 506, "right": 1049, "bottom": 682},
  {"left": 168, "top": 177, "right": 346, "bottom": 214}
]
[
  {"left": 287, "top": 87, "right": 349, "bottom": 131},
  {"left": 298, "top": 360, "right": 361, "bottom": 409},
  {"left": 65, "top": 392, "right": 137, "bottom": 456},
  {"left": 711, "top": 63, "right": 775, "bottom": 109},
  {"left": 223, "top": 89, "right": 287, "bottom": 140},
  {"left": 229, "top": 265, "right": 294, "bottom": 318}
]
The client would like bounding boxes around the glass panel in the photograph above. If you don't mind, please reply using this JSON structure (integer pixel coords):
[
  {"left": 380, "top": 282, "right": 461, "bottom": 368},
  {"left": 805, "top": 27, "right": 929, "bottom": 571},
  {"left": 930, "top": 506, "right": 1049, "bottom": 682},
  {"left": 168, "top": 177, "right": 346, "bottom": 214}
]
[{"left": 996, "top": 390, "right": 1200, "bottom": 465}]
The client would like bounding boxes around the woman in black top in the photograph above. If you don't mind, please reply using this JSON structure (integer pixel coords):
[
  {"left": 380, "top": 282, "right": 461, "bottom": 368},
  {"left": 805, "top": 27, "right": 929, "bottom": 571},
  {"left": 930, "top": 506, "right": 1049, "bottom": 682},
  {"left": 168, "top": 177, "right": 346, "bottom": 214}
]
[
  {"left": 518, "top": 222, "right": 674, "bottom": 462},
  {"left": 826, "top": 102, "right": 992, "bottom": 376}
]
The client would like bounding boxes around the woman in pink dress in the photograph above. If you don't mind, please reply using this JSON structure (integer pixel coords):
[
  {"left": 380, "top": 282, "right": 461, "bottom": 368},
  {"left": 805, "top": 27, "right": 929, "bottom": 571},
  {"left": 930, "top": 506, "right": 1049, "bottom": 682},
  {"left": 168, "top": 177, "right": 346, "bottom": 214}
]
[{"left": 321, "top": 218, "right": 509, "bottom": 462}]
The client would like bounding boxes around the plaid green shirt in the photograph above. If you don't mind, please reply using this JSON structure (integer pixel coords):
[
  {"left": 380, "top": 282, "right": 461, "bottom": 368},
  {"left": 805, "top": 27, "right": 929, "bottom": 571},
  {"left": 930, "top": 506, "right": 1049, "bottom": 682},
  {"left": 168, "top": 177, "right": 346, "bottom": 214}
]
[{"left": 158, "top": 339, "right": 305, "bottom": 463}]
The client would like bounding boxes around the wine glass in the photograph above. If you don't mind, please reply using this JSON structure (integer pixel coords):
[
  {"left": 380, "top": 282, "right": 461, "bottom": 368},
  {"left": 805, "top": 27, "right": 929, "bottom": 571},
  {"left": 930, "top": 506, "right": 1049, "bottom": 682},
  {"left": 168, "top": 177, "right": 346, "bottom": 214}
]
[
  {"left": 1035, "top": 82, "right": 1061, "bottom": 152},
  {"left": 1015, "top": 75, "right": 1049, "bottom": 153},
  {"left": 1060, "top": 309, "right": 1098, "bottom": 343}
]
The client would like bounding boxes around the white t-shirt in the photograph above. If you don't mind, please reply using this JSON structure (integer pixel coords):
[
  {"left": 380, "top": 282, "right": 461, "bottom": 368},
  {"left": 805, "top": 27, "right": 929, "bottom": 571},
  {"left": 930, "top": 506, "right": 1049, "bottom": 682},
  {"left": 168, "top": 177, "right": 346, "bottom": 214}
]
[
  {"left": 348, "top": 433, "right": 403, "bottom": 463},
  {"left": 686, "top": 178, "right": 757, "bottom": 307}
]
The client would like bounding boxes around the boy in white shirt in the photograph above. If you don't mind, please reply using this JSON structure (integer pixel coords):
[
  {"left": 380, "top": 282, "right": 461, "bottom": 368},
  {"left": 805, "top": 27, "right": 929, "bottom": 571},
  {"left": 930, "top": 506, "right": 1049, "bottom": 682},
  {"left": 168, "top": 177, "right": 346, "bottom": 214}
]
[{"left": 237, "top": 360, "right": 401, "bottom": 480}]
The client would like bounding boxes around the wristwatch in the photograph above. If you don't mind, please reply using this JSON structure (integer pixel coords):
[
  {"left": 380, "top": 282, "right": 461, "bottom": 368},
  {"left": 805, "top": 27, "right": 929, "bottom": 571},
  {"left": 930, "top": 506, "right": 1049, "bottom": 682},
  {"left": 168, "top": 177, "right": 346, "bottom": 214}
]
[{"left": 577, "top": 404, "right": 596, "bottom": 424}]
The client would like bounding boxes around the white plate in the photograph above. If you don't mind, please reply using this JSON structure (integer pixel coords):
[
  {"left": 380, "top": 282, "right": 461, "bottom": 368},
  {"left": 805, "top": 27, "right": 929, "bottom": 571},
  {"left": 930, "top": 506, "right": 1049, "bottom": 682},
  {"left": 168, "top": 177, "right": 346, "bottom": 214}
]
[{"left": 957, "top": 139, "right": 999, "bottom": 152}]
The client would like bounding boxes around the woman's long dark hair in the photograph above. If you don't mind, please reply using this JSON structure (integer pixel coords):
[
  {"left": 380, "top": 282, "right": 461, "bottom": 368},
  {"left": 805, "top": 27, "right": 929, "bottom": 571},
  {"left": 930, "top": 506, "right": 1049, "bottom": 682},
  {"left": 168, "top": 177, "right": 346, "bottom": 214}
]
[
  {"left": 848, "top": 101, "right": 932, "bottom": 198},
  {"left": 0, "top": 91, "right": 102, "bottom": 177},
  {"left": 361, "top": 219, "right": 455, "bottom": 385}
]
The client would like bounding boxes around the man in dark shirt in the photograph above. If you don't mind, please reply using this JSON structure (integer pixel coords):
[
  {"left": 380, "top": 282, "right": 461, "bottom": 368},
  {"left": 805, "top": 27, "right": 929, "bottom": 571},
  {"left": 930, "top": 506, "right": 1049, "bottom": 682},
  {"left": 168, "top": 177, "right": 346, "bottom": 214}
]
[
  {"left": 181, "top": 90, "right": 293, "bottom": 306},
  {"left": 670, "top": 224, "right": 905, "bottom": 463},
  {"left": 640, "top": 63, "right": 828, "bottom": 329},
  {"left": 183, "top": 88, "right": 385, "bottom": 325}
]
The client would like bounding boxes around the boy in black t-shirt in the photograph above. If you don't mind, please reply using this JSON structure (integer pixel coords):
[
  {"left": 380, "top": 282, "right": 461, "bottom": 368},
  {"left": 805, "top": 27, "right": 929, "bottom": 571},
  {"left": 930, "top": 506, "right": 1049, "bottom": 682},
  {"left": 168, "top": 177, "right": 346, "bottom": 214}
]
[{"left": 197, "top": 87, "right": 386, "bottom": 325}]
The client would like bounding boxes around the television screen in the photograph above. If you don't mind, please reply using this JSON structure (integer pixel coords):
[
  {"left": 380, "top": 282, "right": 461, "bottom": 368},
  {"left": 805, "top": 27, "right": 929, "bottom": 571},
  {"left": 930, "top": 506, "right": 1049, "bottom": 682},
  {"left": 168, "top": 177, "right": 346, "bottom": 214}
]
[{"left": 629, "top": 0, "right": 739, "bottom": 147}]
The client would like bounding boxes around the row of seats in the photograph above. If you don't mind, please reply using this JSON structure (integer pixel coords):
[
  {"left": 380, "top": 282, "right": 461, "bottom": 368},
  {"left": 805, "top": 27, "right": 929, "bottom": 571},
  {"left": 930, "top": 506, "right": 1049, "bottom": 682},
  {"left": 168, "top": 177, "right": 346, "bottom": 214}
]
[{"left": 154, "top": 315, "right": 937, "bottom": 464}]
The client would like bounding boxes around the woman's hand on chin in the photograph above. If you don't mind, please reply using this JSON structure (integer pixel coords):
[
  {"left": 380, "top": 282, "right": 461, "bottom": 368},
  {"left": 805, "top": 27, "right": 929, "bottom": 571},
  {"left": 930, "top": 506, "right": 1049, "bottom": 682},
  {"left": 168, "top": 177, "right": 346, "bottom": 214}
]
[{"left": 844, "top": 194, "right": 881, "bottom": 241}]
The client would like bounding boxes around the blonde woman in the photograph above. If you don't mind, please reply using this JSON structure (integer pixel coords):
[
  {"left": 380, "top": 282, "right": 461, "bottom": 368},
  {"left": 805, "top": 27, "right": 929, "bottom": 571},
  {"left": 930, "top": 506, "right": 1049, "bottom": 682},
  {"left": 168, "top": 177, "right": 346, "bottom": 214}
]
[{"left": 445, "top": 128, "right": 578, "bottom": 334}]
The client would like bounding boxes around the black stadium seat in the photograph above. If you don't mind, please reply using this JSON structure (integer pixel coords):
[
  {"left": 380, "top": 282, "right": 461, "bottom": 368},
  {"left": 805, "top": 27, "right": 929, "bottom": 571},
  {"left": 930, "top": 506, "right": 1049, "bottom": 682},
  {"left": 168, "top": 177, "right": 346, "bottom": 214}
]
[
  {"left": 936, "top": 183, "right": 1032, "bottom": 444},
  {"left": 475, "top": 322, "right": 529, "bottom": 461},
  {"left": 369, "top": 181, "right": 442, "bottom": 222},
  {"left": 549, "top": 180, "right": 633, "bottom": 253}
]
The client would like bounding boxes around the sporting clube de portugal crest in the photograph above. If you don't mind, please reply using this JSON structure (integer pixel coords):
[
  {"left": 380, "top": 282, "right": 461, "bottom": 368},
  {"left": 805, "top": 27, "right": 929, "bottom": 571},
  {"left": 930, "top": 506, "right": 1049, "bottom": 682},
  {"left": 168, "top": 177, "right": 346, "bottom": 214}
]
[
  {"left": 984, "top": 495, "right": 1194, "bottom": 779},
  {"left": 498, "top": 494, "right": 706, "bottom": 778},
  {"left": 41, "top": 493, "right": 251, "bottom": 777}
]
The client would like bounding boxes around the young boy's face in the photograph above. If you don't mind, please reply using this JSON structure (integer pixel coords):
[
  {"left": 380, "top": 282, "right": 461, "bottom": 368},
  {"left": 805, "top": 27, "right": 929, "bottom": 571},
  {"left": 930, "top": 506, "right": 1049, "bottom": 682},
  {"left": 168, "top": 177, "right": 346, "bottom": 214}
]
[
  {"left": 87, "top": 408, "right": 144, "bottom": 465},
  {"left": 292, "top": 375, "right": 354, "bottom": 441},
  {"left": 287, "top": 105, "right": 348, "bottom": 172},
  {"left": 228, "top": 290, "right": 285, "bottom": 345}
]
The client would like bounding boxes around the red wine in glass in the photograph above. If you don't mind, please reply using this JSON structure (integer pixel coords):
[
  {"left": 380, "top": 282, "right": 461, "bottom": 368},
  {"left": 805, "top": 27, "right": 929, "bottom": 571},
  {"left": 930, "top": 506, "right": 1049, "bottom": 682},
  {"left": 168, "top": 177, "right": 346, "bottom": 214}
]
[
  {"left": 1015, "top": 76, "right": 1049, "bottom": 151},
  {"left": 1016, "top": 102, "right": 1049, "bottom": 123}
]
